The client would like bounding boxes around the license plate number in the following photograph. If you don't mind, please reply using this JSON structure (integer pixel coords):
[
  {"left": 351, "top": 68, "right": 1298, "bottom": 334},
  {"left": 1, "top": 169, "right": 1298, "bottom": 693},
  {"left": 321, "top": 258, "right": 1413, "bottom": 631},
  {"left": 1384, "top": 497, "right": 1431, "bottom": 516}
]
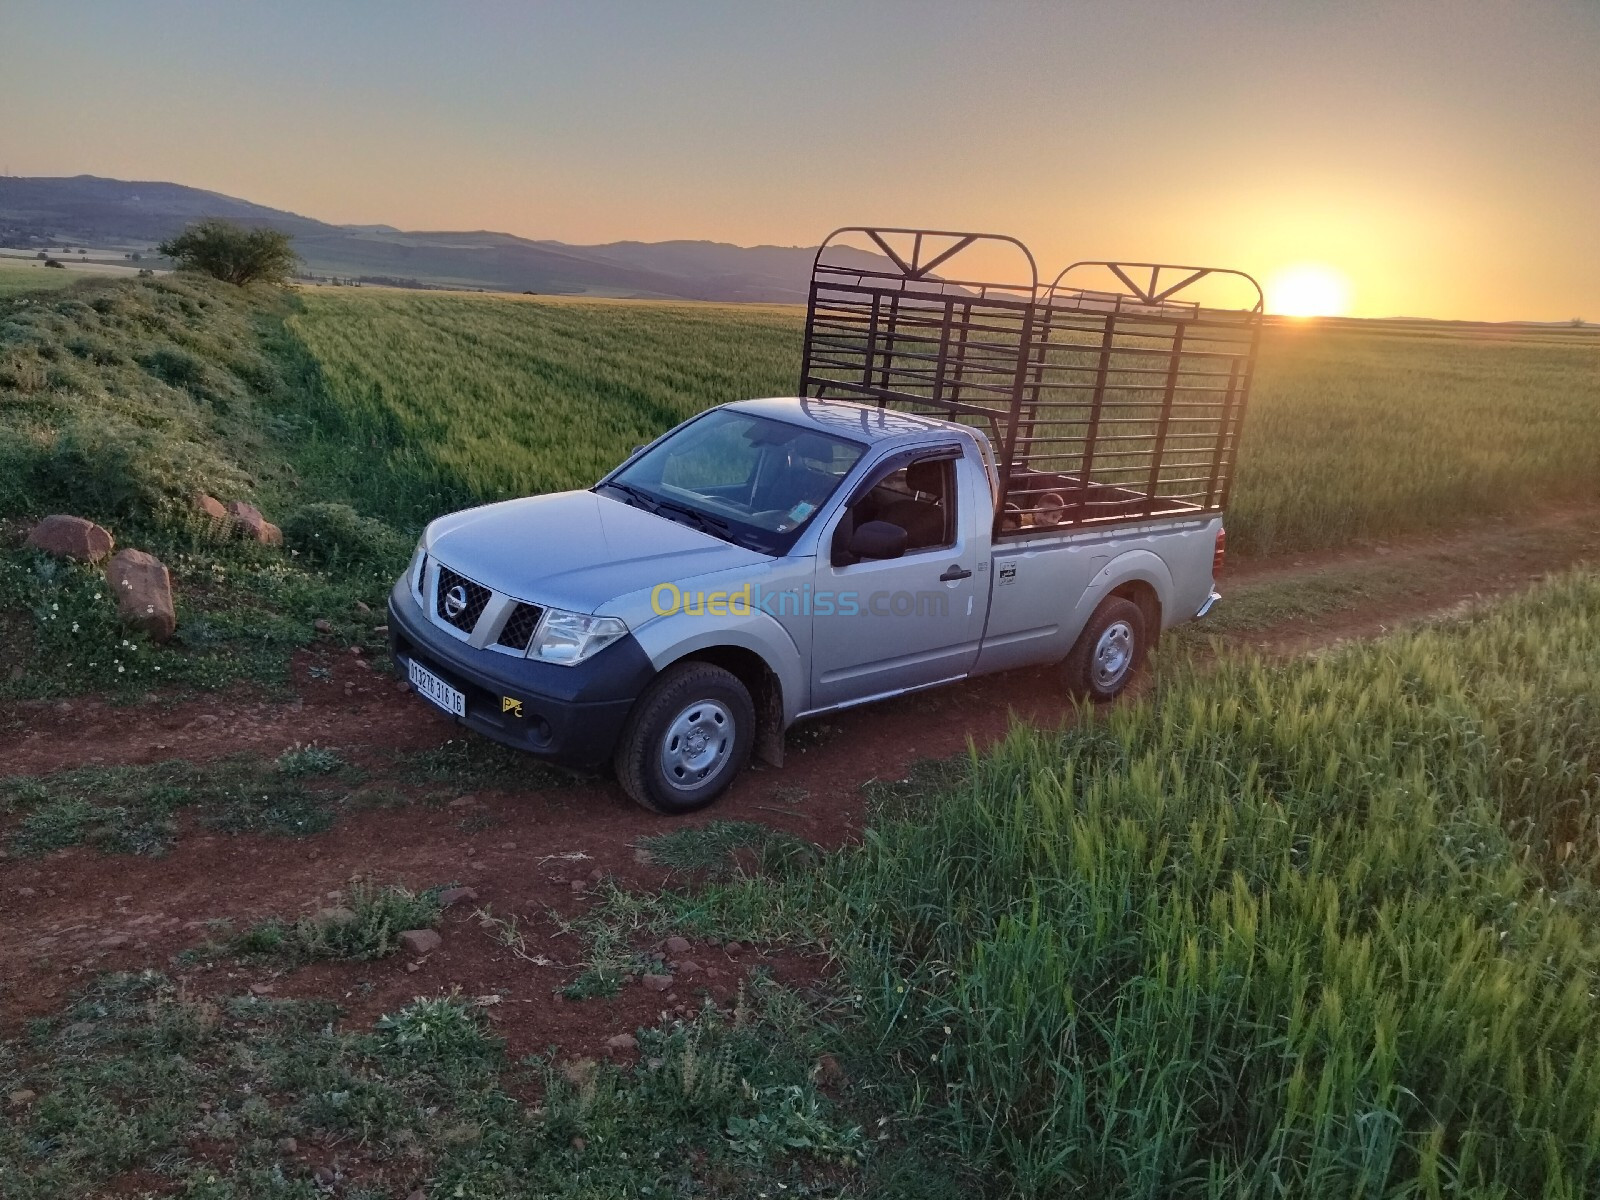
[{"left": 408, "top": 660, "right": 465, "bottom": 717}]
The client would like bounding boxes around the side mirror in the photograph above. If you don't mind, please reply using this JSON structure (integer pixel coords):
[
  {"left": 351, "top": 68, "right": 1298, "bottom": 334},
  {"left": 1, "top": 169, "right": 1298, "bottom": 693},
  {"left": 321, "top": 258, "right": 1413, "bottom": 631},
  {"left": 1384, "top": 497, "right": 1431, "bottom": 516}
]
[
  {"left": 629, "top": 444, "right": 646, "bottom": 457},
  {"left": 849, "top": 520, "right": 908, "bottom": 561}
]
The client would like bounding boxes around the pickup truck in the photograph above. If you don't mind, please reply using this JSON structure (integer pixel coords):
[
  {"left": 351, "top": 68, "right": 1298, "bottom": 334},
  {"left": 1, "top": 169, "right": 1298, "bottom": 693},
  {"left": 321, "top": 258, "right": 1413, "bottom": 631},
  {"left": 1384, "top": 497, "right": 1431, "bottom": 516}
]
[{"left": 388, "top": 228, "right": 1262, "bottom": 813}]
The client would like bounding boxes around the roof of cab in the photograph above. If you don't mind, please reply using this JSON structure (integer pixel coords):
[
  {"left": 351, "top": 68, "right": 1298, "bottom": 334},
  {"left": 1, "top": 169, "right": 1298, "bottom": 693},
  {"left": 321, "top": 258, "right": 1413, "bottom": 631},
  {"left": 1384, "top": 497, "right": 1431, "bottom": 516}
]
[{"left": 725, "top": 396, "right": 977, "bottom": 448}]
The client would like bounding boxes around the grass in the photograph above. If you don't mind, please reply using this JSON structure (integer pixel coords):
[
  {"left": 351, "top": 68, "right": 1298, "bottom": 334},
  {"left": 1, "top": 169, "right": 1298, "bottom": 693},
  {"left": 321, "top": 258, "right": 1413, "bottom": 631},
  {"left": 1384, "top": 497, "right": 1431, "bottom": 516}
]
[
  {"left": 282, "top": 290, "right": 1600, "bottom": 554},
  {"left": 0, "top": 261, "right": 83, "bottom": 297},
  {"left": 281, "top": 290, "right": 799, "bottom": 529},
  {"left": 1172, "top": 511, "right": 1600, "bottom": 641},
  {"left": 208, "top": 879, "right": 446, "bottom": 963},
  {"left": 0, "top": 273, "right": 403, "bottom": 702},
  {"left": 637, "top": 819, "right": 819, "bottom": 876},
  {"left": 0, "top": 970, "right": 888, "bottom": 1199},
  {"left": 1, "top": 274, "right": 1595, "bottom": 705},
  {"left": 574, "top": 570, "right": 1600, "bottom": 1196},
  {"left": 0, "top": 749, "right": 361, "bottom": 856}
]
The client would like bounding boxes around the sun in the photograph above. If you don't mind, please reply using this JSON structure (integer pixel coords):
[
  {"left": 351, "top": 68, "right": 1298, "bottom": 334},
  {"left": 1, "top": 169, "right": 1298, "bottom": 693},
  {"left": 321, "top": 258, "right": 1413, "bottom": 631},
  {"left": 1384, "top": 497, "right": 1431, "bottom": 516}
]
[{"left": 1265, "top": 263, "right": 1353, "bottom": 317}]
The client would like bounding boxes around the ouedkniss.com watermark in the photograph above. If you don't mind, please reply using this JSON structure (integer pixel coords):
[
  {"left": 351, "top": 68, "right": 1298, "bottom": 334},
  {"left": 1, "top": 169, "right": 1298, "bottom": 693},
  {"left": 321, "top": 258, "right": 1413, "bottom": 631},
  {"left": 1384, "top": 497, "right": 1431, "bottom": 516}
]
[{"left": 651, "top": 582, "right": 949, "bottom": 618}]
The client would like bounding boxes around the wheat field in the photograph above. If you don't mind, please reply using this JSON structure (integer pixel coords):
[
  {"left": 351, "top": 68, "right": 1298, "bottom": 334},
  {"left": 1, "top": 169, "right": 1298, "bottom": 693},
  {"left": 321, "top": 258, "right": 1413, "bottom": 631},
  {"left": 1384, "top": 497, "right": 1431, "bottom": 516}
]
[{"left": 286, "top": 290, "right": 1600, "bottom": 556}]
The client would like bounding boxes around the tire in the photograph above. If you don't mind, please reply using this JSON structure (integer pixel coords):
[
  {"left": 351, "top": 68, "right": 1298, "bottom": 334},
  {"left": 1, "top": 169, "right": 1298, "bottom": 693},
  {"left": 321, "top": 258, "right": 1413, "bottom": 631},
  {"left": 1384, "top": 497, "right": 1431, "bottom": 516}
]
[
  {"left": 1062, "top": 596, "right": 1147, "bottom": 702},
  {"left": 614, "top": 662, "right": 755, "bottom": 814}
]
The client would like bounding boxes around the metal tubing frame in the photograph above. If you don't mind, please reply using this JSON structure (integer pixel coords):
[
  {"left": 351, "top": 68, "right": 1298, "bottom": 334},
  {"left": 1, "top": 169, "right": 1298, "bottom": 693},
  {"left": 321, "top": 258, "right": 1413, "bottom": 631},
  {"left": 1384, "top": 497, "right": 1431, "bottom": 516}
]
[{"left": 799, "top": 230, "right": 1263, "bottom": 539}]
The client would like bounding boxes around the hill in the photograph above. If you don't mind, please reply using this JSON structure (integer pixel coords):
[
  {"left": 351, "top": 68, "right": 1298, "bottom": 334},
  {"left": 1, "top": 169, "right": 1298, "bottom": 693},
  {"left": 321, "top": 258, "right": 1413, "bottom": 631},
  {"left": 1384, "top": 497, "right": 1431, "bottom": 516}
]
[{"left": 0, "top": 174, "right": 884, "bottom": 302}]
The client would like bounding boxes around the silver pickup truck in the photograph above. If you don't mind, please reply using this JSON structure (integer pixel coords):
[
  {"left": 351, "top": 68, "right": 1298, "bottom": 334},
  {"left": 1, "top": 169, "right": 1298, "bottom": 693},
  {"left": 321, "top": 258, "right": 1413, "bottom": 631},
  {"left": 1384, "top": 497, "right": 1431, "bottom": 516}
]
[{"left": 388, "top": 228, "right": 1262, "bottom": 813}]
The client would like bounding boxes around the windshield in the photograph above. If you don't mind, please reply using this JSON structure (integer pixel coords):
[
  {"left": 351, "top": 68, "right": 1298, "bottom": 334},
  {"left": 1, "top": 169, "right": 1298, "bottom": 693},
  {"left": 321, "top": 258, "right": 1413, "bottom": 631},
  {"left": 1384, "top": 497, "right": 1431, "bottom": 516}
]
[{"left": 598, "top": 409, "right": 867, "bottom": 555}]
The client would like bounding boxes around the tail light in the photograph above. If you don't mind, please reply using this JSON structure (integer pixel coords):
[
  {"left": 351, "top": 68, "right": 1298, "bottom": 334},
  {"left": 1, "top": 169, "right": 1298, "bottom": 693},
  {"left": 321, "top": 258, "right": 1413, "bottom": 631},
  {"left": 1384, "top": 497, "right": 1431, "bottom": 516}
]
[{"left": 1212, "top": 527, "right": 1227, "bottom": 576}]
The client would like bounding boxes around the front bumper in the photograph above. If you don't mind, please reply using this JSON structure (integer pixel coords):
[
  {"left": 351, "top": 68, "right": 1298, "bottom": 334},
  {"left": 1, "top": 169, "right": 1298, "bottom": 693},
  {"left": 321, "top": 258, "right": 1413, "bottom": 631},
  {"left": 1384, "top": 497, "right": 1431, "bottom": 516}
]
[{"left": 387, "top": 579, "right": 655, "bottom": 768}]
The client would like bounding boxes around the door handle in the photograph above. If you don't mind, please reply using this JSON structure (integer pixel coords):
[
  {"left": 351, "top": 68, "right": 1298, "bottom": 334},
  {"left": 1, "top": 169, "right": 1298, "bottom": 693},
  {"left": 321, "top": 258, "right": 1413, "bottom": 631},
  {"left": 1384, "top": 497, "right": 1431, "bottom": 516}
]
[{"left": 939, "top": 564, "right": 973, "bottom": 582}]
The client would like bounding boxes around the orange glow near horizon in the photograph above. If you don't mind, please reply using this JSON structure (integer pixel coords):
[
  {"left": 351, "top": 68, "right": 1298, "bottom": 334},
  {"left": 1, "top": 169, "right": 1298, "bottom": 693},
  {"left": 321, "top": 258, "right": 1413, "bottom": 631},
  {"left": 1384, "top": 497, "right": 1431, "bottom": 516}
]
[{"left": 1264, "top": 263, "right": 1353, "bottom": 317}]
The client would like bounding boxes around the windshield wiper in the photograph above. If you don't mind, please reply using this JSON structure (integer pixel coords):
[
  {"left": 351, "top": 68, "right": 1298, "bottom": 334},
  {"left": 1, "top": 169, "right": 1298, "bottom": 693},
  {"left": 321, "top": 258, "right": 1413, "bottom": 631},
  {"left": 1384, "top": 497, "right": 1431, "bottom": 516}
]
[
  {"left": 600, "top": 481, "right": 660, "bottom": 513},
  {"left": 602, "top": 482, "right": 761, "bottom": 550},
  {"left": 653, "top": 498, "right": 735, "bottom": 538}
]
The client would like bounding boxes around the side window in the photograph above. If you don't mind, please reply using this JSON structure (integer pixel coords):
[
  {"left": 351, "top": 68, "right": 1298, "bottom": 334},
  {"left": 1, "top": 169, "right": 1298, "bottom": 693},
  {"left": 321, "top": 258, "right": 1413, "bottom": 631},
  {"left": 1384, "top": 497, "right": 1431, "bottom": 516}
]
[{"left": 834, "top": 457, "right": 957, "bottom": 564}]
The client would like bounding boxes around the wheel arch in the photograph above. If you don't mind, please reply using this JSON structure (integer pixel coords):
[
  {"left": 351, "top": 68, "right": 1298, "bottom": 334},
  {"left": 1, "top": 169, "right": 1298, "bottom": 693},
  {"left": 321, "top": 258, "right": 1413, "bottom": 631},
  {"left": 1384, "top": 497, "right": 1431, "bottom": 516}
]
[{"left": 664, "top": 643, "right": 787, "bottom": 768}]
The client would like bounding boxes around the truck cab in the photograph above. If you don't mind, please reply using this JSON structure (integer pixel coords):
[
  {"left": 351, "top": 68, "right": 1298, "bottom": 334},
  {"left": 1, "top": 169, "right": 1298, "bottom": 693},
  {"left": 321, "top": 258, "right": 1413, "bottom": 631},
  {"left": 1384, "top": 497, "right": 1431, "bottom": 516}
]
[{"left": 389, "top": 227, "right": 1260, "bottom": 813}]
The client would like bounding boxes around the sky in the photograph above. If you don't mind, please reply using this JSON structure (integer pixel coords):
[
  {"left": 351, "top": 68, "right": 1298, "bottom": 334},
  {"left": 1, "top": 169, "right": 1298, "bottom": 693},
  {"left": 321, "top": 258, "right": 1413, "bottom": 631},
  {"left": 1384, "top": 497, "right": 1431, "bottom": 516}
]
[{"left": 3, "top": 0, "right": 1598, "bottom": 321}]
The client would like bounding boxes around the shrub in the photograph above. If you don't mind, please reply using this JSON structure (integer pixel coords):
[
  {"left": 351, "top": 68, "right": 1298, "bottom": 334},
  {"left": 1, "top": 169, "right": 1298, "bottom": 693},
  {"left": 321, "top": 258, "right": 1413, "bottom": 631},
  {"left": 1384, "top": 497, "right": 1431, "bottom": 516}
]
[
  {"left": 157, "top": 220, "right": 297, "bottom": 286},
  {"left": 280, "top": 501, "right": 408, "bottom": 569}
]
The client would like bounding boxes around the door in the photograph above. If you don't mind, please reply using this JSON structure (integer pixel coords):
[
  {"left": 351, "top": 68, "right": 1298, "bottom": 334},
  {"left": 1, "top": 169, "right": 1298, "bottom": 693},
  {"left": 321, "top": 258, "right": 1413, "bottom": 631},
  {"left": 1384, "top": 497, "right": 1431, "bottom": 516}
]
[{"left": 807, "top": 452, "right": 985, "bottom": 711}]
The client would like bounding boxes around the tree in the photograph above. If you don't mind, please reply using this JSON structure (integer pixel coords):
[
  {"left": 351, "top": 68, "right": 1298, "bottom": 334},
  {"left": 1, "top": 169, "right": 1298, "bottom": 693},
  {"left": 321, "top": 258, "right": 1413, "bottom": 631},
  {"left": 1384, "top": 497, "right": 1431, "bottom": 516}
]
[{"left": 157, "top": 219, "right": 297, "bottom": 286}]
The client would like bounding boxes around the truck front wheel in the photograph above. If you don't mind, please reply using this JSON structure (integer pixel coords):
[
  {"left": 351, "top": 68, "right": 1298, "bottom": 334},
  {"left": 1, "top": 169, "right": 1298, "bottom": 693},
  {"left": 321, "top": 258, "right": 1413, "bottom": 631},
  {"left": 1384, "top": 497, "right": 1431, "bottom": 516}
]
[
  {"left": 1062, "top": 596, "right": 1147, "bottom": 701},
  {"left": 614, "top": 662, "right": 755, "bottom": 814}
]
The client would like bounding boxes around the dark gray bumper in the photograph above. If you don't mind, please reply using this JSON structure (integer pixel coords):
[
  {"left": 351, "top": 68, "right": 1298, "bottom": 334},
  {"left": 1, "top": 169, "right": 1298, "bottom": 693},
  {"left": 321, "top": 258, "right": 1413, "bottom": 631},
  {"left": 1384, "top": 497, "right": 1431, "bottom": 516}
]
[{"left": 387, "top": 579, "right": 653, "bottom": 769}]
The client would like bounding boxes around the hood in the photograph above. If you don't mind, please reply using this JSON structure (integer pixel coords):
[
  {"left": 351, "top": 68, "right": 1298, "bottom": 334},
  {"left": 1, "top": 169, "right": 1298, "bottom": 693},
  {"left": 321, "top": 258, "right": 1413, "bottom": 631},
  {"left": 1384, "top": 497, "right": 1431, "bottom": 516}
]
[{"left": 424, "top": 491, "right": 769, "bottom": 614}]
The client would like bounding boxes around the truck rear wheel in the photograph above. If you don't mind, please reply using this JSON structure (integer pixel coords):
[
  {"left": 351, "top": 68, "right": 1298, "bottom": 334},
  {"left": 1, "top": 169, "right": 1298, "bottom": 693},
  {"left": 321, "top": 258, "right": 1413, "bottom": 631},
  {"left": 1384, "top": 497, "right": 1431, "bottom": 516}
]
[
  {"left": 1063, "top": 596, "right": 1147, "bottom": 701},
  {"left": 614, "top": 662, "right": 755, "bottom": 814}
]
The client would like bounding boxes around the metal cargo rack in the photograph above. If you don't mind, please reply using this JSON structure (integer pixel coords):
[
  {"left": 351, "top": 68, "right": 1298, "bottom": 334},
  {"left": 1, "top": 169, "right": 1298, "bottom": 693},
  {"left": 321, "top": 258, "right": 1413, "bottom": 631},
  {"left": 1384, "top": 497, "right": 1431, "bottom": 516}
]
[{"left": 799, "top": 227, "right": 1263, "bottom": 538}]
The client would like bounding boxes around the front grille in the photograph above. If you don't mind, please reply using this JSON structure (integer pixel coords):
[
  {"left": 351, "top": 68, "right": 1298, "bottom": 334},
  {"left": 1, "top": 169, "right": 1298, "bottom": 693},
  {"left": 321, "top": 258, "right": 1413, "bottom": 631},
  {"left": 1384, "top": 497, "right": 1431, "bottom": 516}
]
[
  {"left": 496, "top": 602, "right": 544, "bottom": 651},
  {"left": 434, "top": 564, "right": 491, "bottom": 633}
]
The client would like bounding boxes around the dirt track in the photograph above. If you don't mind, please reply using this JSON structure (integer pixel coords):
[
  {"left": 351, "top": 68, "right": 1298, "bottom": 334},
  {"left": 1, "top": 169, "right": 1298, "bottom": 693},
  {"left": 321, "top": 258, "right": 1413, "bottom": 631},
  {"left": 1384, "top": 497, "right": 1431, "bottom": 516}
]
[{"left": 3, "top": 507, "right": 1597, "bottom": 1054}]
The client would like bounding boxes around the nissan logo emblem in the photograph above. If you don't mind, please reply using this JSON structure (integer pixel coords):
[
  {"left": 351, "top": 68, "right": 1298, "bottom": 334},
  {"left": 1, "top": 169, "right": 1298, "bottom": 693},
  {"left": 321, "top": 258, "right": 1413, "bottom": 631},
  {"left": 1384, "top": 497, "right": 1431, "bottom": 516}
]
[{"left": 443, "top": 584, "right": 469, "bottom": 619}]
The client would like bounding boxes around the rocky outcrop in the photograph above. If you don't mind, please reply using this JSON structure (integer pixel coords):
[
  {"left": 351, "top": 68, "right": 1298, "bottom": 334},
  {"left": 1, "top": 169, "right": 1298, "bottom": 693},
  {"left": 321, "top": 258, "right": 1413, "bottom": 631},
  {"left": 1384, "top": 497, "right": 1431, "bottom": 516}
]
[
  {"left": 226, "top": 500, "right": 283, "bottom": 546},
  {"left": 105, "top": 549, "right": 177, "bottom": 643},
  {"left": 25, "top": 515, "right": 115, "bottom": 563}
]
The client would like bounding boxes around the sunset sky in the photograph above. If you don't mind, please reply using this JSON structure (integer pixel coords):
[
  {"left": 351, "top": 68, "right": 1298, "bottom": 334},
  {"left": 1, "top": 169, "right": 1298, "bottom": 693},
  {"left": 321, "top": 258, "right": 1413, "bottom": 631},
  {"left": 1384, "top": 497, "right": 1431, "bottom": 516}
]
[{"left": 4, "top": 1, "right": 1598, "bottom": 321}]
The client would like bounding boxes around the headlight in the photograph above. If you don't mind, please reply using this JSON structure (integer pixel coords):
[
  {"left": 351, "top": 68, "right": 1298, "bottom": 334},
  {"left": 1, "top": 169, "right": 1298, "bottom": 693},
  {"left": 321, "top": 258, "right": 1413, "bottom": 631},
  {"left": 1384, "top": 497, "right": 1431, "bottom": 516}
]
[
  {"left": 407, "top": 541, "right": 427, "bottom": 596},
  {"left": 528, "top": 609, "right": 628, "bottom": 665}
]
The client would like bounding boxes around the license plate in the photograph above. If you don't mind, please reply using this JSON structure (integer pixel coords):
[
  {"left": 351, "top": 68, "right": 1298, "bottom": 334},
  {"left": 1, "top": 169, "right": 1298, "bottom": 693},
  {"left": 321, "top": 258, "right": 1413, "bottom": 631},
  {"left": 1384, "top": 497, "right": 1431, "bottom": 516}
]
[{"left": 408, "top": 660, "right": 465, "bottom": 717}]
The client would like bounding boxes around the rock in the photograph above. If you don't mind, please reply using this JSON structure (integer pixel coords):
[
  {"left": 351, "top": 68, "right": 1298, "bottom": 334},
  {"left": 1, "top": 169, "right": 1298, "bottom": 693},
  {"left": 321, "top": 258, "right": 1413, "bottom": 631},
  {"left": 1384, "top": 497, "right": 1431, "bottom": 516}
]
[
  {"left": 316, "top": 906, "right": 357, "bottom": 925},
  {"left": 193, "top": 493, "right": 228, "bottom": 525},
  {"left": 277, "top": 1136, "right": 298, "bottom": 1153},
  {"left": 106, "top": 549, "right": 176, "bottom": 642},
  {"left": 313, "top": 1165, "right": 335, "bottom": 1185},
  {"left": 724, "top": 942, "right": 743, "bottom": 954},
  {"left": 633, "top": 847, "right": 654, "bottom": 865},
  {"left": 816, "top": 1053, "right": 848, "bottom": 1087},
  {"left": 227, "top": 500, "right": 281, "bottom": 545},
  {"left": 398, "top": 928, "right": 441, "bottom": 954},
  {"left": 313, "top": 618, "right": 333, "bottom": 634},
  {"left": 26, "top": 514, "right": 114, "bottom": 563},
  {"left": 7, "top": 1089, "right": 36, "bottom": 1108},
  {"left": 569, "top": 880, "right": 586, "bottom": 893},
  {"left": 14, "top": 887, "right": 36, "bottom": 898},
  {"left": 405, "top": 961, "right": 420, "bottom": 973},
  {"left": 672, "top": 959, "right": 701, "bottom": 977},
  {"left": 499, "top": 841, "right": 516, "bottom": 851},
  {"left": 100, "top": 933, "right": 130, "bottom": 949},
  {"left": 588, "top": 867, "right": 605, "bottom": 882},
  {"left": 570, "top": 1136, "right": 588, "bottom": 1152},
  {"left": 250, "top": 982, "right": 275, "bottom": 995},
  {"left": 605, "top": 1033, "right": 638, "bottom": 1053},
  {"left": 665, "top": 935, "right": 692, "bottom": 955},
  {"left": 354, "top": 600, "right": 371, "bottom": 615},
  {"left": 438, "top": 886, "right": 478, "bottom": 908},
  {"left": 640, "top": 973, "right": 673, "bottom": 992},
  {"left": 561, "top": 1058, "right": 597, "bottom": 1087},
  {"left": 448, "top": 795, "right": 477, "bottom": 808},
  {"left": 395, "top": 681, "right": 410, "bottom": 693}
]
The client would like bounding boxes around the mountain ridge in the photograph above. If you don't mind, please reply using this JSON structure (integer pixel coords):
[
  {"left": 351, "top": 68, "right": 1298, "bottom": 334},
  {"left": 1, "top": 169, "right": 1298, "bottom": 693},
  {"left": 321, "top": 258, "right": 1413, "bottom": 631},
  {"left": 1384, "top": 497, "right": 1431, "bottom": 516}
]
[{"left": 0, "top": 174, "right": 878, "bottom": 302}]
